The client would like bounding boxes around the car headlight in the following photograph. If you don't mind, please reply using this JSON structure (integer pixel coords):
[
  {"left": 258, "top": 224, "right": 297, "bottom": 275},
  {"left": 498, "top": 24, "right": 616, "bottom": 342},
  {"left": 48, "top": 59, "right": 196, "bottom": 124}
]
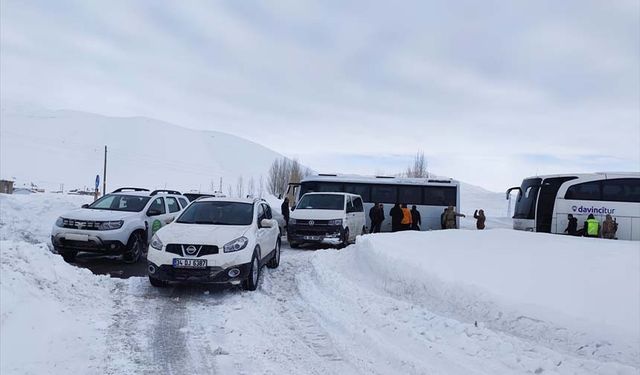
[
  {"left": 55, "top": 217, "right": 64, "bottom": 227},
  {"left": 223, "top": 236, "right": 249, "bottom": 253},
  {"left": 98, "top": 220, "right": 124, "bottom": 230},
  {"left": 329, "top": 219, "right": 343, "bottom": 226},
  {"left": 289, "top": 218, "right": 297, "bottom": 225},
  {"left": 150, "top": 234, "right": 163, "bottom": 251}
]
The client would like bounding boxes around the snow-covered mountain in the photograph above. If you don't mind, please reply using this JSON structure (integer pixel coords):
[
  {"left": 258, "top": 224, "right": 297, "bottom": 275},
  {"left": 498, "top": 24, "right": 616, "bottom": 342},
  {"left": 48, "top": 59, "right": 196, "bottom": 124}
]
[{"left": 1, "top": 106, "right": 283, "bottom": 193}]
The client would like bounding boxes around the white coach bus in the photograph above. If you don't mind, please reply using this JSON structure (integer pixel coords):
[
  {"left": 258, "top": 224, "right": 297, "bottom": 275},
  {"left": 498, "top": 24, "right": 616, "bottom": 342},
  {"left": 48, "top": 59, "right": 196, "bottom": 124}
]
[
  {"left": 287, "top": 174, "right": 460, "bottom": 232},
  {"left": 506, "top": 172, "right": 640, "bottom": 240}
]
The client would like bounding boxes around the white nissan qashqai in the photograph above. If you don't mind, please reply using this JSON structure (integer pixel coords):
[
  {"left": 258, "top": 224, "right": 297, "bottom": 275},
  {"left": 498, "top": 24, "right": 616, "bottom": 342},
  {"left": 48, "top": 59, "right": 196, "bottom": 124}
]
[{"left": 146, "top": 197, "right": 281, "bottom": 290}]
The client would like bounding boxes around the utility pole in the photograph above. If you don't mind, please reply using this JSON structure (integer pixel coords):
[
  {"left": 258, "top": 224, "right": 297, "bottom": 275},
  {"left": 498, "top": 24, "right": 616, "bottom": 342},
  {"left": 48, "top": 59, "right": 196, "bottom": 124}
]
[{"left": 103, "top": 145, "right": 107, "bottom": 196}]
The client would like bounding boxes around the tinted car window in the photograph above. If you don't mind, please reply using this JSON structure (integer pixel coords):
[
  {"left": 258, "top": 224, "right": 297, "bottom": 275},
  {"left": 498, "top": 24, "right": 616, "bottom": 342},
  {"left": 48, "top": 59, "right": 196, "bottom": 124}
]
[
  {"left": 565, "top": 181, "right": 601, "bottom": 201},
  {"left": 166, "top": 197, "right": 181, "bottom": 213},
  {"left": 148, "top": 198, "right": 166, "bottom": 215},
  {"left": 178, "top": 197, "right": 189, "bottom": 208},
  {"left": 176, "top": 201, "right": 253, "bottom": 225},
  {"left": 371, "top": 186, "right": 398, "bottom": 204},
  {"left": 353, "top": 197, "right": 364, "bottom": 212}
]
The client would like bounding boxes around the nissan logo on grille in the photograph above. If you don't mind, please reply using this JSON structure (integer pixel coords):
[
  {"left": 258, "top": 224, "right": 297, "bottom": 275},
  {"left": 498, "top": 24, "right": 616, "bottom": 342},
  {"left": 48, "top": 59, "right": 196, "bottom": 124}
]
[{"left": 185, "top": 245, "right": 198, "bottom": 255}]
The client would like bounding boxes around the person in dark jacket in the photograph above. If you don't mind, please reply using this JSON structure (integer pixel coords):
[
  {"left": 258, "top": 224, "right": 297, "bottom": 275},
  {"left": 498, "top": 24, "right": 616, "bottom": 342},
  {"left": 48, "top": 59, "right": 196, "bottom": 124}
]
[
  {"left": 369, "top": 202, "right": 385, "bottom": 233},
  {"left": 281, "top": 197, "right": 290, "bottom": 228},
  {"left": 473, "top": 209, "right": 486, "bottom": 230},
  {"left": 564, "top": 214, "right": 578, "bottom": 236},
  {"left": 410, "top": 205, "right": 421, "bottom": 230},
  {"left": 390, "top": 203, "right": 403, "bottom": 232}
]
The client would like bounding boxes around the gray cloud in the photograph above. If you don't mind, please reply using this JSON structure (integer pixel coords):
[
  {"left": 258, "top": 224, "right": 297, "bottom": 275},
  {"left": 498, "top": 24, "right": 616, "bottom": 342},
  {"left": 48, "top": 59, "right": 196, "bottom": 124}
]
[{"left": 1, "top": 0, "right": 638, "bottom": 191}]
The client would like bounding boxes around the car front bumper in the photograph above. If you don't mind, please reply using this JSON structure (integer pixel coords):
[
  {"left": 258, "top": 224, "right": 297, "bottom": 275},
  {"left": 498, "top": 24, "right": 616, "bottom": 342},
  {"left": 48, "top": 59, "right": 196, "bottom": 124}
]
[
  {"left": 287, "top": 224, "right": 344, "bottom": 244},
  {"left": 51, "top": 234, "right": 127, "bottom": 254},
  {"left": 147, "top": 261, "right": 252, "bottom": 284}
]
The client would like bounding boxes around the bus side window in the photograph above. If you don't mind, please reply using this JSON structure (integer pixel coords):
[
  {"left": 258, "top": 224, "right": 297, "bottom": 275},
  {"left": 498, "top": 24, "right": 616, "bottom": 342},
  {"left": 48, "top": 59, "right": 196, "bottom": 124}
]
[
  {"left": 565, "top": 181, "right": 602, "bottom": 201},
  {"left": 603, "top": 179, "right": 640, "bottom": 203},
  {"left": 398, "top": 186, "right": 421, "bottom": 205},
  {"left": 371, "top": 185, "right": 398, "bottom": 204},
  {"left": 344, "top": 183, "right": 371, "bottom": 201}
]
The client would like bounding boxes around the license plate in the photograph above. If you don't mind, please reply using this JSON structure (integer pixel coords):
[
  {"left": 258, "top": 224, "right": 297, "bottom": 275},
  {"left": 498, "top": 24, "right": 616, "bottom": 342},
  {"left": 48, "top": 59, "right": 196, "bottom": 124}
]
[
  {"left": 65, "top": 234, "right": 89, "bottom": 242},
  {"left": 173, "top": 258, "right": 207, "bottom": 268},
  {"left": 304, "top": 236, "right": 320, "bottom": 241}
]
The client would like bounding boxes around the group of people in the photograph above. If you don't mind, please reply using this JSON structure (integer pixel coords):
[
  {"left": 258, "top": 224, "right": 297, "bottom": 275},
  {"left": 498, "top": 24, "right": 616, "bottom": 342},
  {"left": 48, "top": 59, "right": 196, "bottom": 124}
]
[
  {"left": 369, "top": 203, "right": 422, "bottom": 232},
  {"left": 564, "top": 213, "right": 618, "bottom": 239},
  {"left": 369, "top": 203, "right": 486, "bottom": 232}
]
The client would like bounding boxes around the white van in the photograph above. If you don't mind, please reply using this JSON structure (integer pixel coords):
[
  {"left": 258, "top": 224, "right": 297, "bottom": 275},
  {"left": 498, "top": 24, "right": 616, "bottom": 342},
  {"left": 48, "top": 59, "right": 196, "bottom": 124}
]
[{"left": 287, "top": 192, "right": 366, "bottom": 248}]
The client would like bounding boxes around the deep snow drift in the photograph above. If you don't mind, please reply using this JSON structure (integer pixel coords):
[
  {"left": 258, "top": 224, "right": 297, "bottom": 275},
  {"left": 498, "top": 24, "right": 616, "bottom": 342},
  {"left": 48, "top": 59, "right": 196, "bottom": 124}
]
[{"left": 1, "top": 192, "right": 638, "bottom": 374}]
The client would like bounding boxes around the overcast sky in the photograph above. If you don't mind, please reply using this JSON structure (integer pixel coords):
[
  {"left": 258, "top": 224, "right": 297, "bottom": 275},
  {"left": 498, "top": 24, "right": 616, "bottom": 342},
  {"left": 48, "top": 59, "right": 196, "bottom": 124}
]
[{"left": 1, "top": 0, "right": 639, "bottom": 191}]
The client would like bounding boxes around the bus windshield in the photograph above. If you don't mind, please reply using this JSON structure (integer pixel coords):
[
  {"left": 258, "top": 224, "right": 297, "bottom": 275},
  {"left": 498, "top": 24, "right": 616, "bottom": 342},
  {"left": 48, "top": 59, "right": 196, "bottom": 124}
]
[
  {"left": 297, "top": 194, "right": 345, "bottom": 210},
  {"left": 513, "top": 178, "right": 541, "bottom": 220}
]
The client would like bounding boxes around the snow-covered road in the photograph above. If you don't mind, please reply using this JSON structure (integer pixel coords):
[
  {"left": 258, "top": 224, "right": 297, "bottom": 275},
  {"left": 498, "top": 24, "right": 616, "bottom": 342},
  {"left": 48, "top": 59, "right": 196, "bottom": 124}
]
[{"left": 2, "top": 193, "right": 639, "bottom": 375}]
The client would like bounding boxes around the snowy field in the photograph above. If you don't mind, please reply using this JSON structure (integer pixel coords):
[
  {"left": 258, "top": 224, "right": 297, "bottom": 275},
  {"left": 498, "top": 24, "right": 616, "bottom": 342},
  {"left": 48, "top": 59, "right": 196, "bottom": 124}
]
[{"left": 1, "top": 193, "right": 639, "bottom": 375}]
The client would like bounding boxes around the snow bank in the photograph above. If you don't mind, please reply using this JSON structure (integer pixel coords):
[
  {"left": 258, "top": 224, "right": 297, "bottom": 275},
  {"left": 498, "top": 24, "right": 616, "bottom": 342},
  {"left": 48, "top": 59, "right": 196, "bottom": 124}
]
[
  {"left": 310, "top": 229, "right": 640, "bottom": 367},
  {"left": 0, "top": 193, "right": 92, "bottom": 244}
]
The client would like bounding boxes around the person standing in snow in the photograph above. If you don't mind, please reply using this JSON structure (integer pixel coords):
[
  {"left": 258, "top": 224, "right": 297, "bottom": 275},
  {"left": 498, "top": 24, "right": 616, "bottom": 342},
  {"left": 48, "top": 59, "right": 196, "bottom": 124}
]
[
  {"left": 281, "top": 197, "right": 290, "bottom": 228},
  {"left": 473, "top": 209, "right": 486, "bottom": 230},
  {"left": 400, "top": 204, "right": 412, "bottom": 231},
  {"left": 564, "top": 214, "right": 578, "bottom": 236},
  {"left": 390, "top": 203, "right": 403, "bottom": 232},
  {"left": 444, "top": 205, "right": 465, "bottom": 229},
  {"left": 369, "top": 202, "right": 384, "bottom": 233},
  {"left": 440, "top": 208, "right": 447, "bottom": 229},
  {"left": 583, "top": 214, "right": 600, "bottom": 238},
  {"left": 410, "top": 205, "right": 421, "bottom": 230},
  {"left": 602, "top": 214, "right": 618, "bottom": 239}
]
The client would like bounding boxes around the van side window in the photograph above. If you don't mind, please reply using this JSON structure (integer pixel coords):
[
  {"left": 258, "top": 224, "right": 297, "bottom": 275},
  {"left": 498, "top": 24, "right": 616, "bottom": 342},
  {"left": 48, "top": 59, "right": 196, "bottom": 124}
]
[
  {"left": 353, "top": 197, "right": 364, "bottom": 212},
  {"left": 346, "top": 196, "right": 355, "bottom": 213}
]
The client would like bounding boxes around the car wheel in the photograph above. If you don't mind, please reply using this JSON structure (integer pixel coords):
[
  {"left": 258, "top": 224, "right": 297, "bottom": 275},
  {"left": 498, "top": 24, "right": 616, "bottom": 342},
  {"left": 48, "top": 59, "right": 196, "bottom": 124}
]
[
  {"left": 122, "top": 232, "right": 143, "bottom": 264},
  {"left": 267, "top": 239, "right": 281, "bottom": 269},
  {"left": 149, "top": 276, "right": 168, "bottom": 287},
  {"left": 60, "top": 251, "right": 77, "bottom": 263},
  {"left": 242, "top": 251, "right": 261, "bottom": 291},
  {"left": 339, "top": 228, "right": 350, "bottom": 248}
]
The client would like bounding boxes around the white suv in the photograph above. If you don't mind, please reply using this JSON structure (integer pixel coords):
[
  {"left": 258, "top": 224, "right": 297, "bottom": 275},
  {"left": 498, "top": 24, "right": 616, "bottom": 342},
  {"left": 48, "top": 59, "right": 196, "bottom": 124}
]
[
  {"left": 146, "top": 197, "right": 281, "bottom": 291},
  {"left": 51, "top": 188, "right": 189, "bottom": 263},
  {"left": 287, "top": 192, "right": 366, "bottom": 248}
]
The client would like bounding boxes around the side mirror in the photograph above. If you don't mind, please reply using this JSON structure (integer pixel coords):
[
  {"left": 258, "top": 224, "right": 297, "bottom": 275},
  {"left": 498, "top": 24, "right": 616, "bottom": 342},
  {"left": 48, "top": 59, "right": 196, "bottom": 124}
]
[
  {"left": 147, "top": 209, "right": 161, "bottom": 217},
  {"left": 260, "top": 219, "right": 274, "bottom": 228},
  {"left": 81, "top": 204, "right": 89, "bottom": 208}
]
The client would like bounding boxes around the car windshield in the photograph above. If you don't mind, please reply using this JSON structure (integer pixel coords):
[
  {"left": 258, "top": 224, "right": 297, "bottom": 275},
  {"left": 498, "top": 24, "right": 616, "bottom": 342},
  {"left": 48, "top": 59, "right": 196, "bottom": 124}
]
[
  {"left": 88, "top": 194, "right": 150, "bottom": 212},
  {"left": 176, "top": 201, "right": 254, "bottom": 225},
  {"left": 296, "top": 194, "right": 345, "bottom": 210}
]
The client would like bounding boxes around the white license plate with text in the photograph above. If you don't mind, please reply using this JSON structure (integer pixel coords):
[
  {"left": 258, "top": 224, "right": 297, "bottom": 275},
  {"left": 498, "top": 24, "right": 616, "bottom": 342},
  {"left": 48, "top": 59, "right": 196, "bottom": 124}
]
[{"left": 172, "top": 258, "right": 207, "bottom": 268}]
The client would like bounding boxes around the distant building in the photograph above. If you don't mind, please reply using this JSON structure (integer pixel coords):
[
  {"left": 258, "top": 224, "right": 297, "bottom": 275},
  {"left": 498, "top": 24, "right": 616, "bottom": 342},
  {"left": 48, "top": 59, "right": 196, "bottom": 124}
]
[{"left": 0, "top": 180, "right": 14, "bottom": 194}]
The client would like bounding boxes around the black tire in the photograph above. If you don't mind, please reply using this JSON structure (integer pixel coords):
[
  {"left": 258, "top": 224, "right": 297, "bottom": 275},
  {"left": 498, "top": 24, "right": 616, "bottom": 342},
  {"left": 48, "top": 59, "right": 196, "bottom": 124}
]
[
  {"left": 267, "top": 239, "right": 281, "bottom": 269},
  {"left": 289, "top": 242, "right": 300, "bottom": 249},
  {"left": 122, "top": 232, "right": 143, "bottom": 264},
  {"left": 60, "top": 251, "right": 77, "bottom": 263},
  {"left": 242, "top": 250, "right": 261, "bottom": 291},
  {"left": 362, "top": 226, "right": 367, "bottom": 235},
  {"left": 339, "top": 228, "right": 350, "bottom": 248},
  {"left": 149, "top": 276, "right": 168, "bottom": 287}
]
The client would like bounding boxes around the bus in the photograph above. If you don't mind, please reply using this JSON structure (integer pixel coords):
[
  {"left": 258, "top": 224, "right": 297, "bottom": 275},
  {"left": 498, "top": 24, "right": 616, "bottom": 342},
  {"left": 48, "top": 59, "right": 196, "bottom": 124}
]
[
  {"left": 287, "top": 174, "right": 460, "bottom": 232},
  {"left": 506, "top": 173, "right": 640, "bottom": 240}
]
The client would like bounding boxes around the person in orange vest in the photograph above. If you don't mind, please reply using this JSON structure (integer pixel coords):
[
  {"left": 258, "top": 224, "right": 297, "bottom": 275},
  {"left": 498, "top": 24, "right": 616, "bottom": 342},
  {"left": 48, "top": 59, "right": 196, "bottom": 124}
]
[{"left": 400, "top": 203, "right": 412, "bottom": 231}]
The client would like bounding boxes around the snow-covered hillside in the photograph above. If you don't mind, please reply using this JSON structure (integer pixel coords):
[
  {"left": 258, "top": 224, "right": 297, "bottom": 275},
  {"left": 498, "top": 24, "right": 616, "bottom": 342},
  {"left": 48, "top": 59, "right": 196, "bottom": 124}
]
[
  {"left": 1, "top": 193, "right": 638, "bottom": 374},
  {"left": 0, "top": 106, "right": 283, "bottom": 192}
]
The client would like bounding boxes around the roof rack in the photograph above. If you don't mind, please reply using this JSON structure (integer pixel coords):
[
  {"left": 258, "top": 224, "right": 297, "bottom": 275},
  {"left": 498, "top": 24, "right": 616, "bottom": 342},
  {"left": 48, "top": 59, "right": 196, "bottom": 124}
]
[
  {"left": 428, "top": 179, "right": 451, "bottom": 183},
  {"left": 150, "top": 189, "right": 182, "bottom": 196},
  {"left": 375, "top": 175, "right": 395, "bottom": 179},
  {"left": 112, "top": 187, "right": 150, "bottom": 193},
  {"left": 318, "top": 173, "right": 338, "bottom": 177}
]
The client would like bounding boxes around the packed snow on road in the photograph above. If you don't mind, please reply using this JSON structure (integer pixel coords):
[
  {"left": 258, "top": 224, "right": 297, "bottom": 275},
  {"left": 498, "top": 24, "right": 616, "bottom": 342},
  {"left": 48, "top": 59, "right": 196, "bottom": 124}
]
[{"left": 1, "top": 193, "right": 638, "bottom": 375}]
